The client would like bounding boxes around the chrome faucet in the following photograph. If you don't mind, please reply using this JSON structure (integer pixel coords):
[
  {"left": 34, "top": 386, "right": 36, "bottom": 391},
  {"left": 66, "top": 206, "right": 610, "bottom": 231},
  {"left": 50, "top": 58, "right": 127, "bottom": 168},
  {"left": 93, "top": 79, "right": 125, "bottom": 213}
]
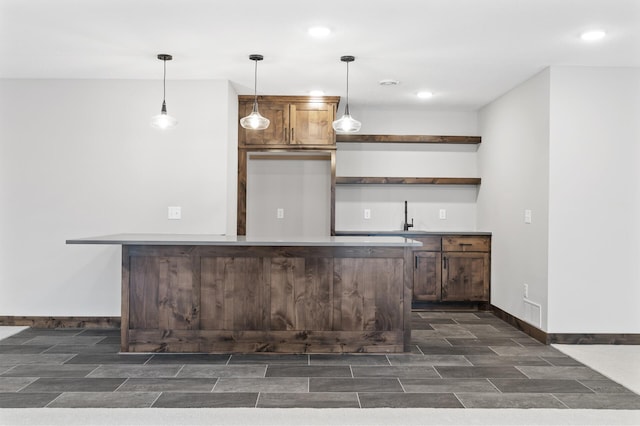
[{"left": 403, "top": 200, "right": 414, "bottom": 231}]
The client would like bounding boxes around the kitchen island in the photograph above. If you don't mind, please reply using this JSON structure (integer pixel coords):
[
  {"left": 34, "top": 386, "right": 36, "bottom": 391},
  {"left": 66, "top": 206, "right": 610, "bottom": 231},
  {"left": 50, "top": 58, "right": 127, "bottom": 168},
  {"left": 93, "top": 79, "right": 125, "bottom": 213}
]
[{"left": 66, "top": 234, "right": 421, "bottom": 353}]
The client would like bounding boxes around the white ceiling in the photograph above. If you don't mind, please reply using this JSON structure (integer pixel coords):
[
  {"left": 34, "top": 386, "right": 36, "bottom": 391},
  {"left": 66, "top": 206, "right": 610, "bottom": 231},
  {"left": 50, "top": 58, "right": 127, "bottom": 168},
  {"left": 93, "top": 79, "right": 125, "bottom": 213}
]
[{"left": 1, "top": 0, "right": 639, "bottom": 110}]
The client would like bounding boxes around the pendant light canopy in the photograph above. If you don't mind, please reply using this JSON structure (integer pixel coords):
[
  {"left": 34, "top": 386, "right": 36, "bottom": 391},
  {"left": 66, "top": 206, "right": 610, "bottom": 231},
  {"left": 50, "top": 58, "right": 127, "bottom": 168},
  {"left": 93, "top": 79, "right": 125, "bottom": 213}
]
[
  {"left": 332, "top": 55, "right": 361, "bottom": 133},
  {"left": 240, "top": 54, "right": 270, "bottom": 130},
  {"left": 150, "top": 54, "right": 177, "bottom": 130}
]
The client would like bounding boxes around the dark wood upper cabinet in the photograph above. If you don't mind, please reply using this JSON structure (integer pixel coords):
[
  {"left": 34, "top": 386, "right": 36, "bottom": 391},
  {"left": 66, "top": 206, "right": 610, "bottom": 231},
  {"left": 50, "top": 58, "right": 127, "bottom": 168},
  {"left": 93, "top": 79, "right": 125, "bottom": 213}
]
[
  {"left": 238, "top": 95, "right": 339, "bottom": 148},
  {"left": 238, "top": 101, "right": 289, "bottom": 146}
]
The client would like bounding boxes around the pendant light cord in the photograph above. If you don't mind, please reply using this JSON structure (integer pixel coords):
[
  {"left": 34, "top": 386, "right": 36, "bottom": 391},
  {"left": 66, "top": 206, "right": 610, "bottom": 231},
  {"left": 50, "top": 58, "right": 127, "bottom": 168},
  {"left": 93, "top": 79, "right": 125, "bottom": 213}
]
[
  {"left": 163, "top": 58, "right": 167, "bottom": 103},
  {"left": 253, "top": 59, "right": 258, "bottom": 107},
  {"left": 345, "top": 60, "right": 350, "bottom": 115}
]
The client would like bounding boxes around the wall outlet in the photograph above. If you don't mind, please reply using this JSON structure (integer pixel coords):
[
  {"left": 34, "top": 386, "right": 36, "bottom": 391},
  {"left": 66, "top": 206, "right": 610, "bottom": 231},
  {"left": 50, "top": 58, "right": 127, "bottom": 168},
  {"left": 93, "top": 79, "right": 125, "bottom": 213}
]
[
  {"left": 524, "top": 209, "right": 532, "bottom": 224},
  {"left": 276, "top": 208, "right": 284, "bottom": 219},
  {"left": 168, "top": 206, "right": 181, "bottom": 220},
  {"left": 439, "top": 209, "right": 447, "bottom": 220},
  {"left": 363, "top": 208, "right": 371, "bottom": 220},
  {"left": 523, "top": 283, "right": 529, "bottom": 298}
]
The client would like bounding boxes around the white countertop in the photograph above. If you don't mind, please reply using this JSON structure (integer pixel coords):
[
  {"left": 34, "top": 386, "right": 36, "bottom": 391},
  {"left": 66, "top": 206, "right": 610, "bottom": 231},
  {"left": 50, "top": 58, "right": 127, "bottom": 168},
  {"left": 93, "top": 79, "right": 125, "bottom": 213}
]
[{"left": 66, "top": 233, "right": 422, "bottom": 247}]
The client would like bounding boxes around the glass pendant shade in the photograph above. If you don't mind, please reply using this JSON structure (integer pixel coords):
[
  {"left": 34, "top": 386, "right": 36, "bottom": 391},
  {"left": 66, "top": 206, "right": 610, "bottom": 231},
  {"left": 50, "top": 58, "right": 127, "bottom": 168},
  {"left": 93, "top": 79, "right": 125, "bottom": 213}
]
[
  {"left": 240, "top": 54, "right": 270, "bottom": 130},
  {"left": 151, "top": 100, "right": 177, "bottom": 130},
  {"left": 150, "top": 54, "right": 177, "bottom": 130},
  {"left": 332, "top": 106, "right": 361, "bottom": 133},
  {"left": 332, "top": 55, "right": 361, "bottom": 133},
  {"left": 239, "top": 101, "right": 270, "bottom": 130}
]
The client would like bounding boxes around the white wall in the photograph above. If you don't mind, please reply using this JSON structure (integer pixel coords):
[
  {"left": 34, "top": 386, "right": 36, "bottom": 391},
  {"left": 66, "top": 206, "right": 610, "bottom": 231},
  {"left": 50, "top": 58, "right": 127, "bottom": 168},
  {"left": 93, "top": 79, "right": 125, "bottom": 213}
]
[
  {"left": 547, "top": 67, "right": 640, "bottom": 333},
  {"left": 0, "top": 79, "right": 237, "bottom": 316},
  {"left": 247, "top": 154, "right": 332, "bottom": 238},
  {"left": 355, "top": 108, "right": 478, "bottom": 135},
  {"left": 478, "top": 66, "right": 640, "bottom": 335},
  {"left": 335, "top": 108, "right": 480, "bottom": 231},
  {"left": 477, "top": 69, "right": 551, "bottom": 330}
]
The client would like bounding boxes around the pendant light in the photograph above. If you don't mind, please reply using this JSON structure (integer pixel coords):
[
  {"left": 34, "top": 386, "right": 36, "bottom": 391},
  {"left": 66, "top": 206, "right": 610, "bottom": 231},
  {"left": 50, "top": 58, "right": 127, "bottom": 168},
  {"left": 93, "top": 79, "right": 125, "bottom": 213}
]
[
  {"left": 332, "top": 55, "right": 361, "bottom": 133},
  {"left": 240, "top": 54, "right": 270, "bottom": 130},
  {"left": 150, "top": 54, "right": 177, "bottom": 130}
]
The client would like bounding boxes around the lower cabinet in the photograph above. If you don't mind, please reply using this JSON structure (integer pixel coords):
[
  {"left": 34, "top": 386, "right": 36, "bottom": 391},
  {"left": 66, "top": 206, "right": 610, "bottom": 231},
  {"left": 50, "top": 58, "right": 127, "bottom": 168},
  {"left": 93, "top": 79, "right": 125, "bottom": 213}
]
[{"left": 412, "top": 235, "right": 490, "bottom": 303}]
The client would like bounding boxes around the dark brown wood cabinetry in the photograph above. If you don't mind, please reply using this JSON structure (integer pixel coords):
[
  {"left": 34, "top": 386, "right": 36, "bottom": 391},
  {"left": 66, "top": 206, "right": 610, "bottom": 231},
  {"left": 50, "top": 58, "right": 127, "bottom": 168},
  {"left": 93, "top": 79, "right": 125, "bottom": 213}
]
[
  {"left": 120, "top": 242, "right": 414, "bottom": 353},
  {"left": 411, "top": 236, "right": 441, "bottom": 302},
  {"left": 442, "top": 237, "right": 490, "bottom": 302},
  {"left": 409, "top": 235, "right": 491, "bottom": 304},
  {"left": 238, "top": 95, "right": 339, "bottom": 148}
]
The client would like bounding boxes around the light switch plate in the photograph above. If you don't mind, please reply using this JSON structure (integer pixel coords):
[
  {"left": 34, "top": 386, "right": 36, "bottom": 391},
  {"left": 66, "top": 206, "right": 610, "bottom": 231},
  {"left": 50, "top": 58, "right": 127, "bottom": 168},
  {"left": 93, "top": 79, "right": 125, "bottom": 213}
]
[
  {"left": 276, "top": 208, "right": 284, "bottom": 219},
  {"left": 168, "top": 206, "right": 181, "bottom": 220},
  {"left": 439, "top": 209, "right": 447, "bottom": 220},
  {"left": 524, "top": 209, "right": 532, "bottom": 224},
  {"left": 364, "top": 208, "right": 371, "bottom": 220}
]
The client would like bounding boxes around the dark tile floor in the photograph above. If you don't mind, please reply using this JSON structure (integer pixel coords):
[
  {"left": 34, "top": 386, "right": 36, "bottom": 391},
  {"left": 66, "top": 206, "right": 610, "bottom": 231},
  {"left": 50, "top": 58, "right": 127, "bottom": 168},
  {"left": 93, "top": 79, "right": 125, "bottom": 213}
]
[{"left": 1, "top": 311, "right": 639, "bottom": 409}]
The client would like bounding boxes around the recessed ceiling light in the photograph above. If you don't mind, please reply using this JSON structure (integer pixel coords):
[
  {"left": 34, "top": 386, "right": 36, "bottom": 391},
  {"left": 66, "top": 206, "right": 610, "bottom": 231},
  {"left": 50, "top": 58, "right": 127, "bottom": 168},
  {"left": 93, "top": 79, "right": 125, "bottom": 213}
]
[
  {"left": 417, "top": 91, "right": 433, "bottom": 99},
  {"left": 309, "top": 90, "right": 325, "bottom": 96},
  {"left": 308, "top": 26, "right": 331, "bottom": 37},
  {"left": 379, "top": 79, "right": 400, "bottom": 86},
  {"left": 580, "top": 30, "right": 606, "bottom": 41}
]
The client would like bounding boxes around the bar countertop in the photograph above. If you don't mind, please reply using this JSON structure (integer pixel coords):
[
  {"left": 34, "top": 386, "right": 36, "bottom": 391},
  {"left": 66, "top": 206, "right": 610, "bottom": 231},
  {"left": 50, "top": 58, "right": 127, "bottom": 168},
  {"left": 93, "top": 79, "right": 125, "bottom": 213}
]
[
  {"left": 66, "top": 233, "right": 422, "bottom": 247},
  {"left": 335, "top": 230, "right": 492, "bottom": 236}
]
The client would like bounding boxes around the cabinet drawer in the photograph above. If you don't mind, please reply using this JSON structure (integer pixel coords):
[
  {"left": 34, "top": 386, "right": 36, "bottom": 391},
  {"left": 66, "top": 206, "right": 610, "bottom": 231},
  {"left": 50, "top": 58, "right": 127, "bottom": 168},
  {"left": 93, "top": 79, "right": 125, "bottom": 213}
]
[
  {"left": 410, "top": 236, "right": 441, "bottom": 251},
  {"left": 442, "top": 236, "right": 490, "bottom": 252}
]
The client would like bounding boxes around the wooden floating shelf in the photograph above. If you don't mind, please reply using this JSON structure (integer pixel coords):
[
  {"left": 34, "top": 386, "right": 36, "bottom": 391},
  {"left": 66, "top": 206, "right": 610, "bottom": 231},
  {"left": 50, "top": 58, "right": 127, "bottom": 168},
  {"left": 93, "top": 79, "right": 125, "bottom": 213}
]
[
  {"left": 336, "top": 134, "right": 481, "bottom": 144},
  {"left": 336, "top": 177, "right": 481, "bottom": 185}
]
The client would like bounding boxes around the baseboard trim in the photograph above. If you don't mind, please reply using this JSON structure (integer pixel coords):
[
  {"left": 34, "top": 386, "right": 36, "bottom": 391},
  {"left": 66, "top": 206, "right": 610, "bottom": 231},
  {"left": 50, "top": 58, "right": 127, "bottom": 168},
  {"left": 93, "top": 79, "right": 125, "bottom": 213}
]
[
  {"left": 490, "top": 305, "right": 640, "bottom": 345},
  {"left": 490, "top": 304, "right": 548, "bottom": 344},
  {"left": 547, "top": 333, "right": 640, "bottom": 344},
  {"left": 2, "top": 313, "right": 639, "bottom": 345},
  {"left": 0, "top": 316, "right": 120, "bottom": 329}
]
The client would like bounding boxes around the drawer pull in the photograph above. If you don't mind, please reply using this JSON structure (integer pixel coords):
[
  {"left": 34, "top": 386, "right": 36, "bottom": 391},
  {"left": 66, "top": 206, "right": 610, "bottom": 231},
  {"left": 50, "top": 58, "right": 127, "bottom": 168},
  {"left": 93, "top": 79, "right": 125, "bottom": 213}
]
[
  {"left": 415, "top": 256, "right": 418, "bottom": 269},
  {"left": 443, "top": 256, "right": 448, "bottom": 269},
  {"left": 459, "top": 243, "right": 473, "bottom": 246}
]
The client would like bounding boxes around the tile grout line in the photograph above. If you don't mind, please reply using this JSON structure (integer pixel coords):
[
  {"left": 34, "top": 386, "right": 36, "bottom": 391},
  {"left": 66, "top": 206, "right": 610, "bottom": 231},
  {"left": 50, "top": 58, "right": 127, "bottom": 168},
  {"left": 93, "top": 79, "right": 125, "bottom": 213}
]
[
  {"left": 173, "top": 364, "right": 185, "bottom": 378},
  {"left": 432, "top": 366, "right": 443, "bottom": 379},
  {"left": 84, "top": 364, "right": 102, "bottom": 378},
  {"left": 452, "top": 392, "right": 467, "bottom": 408},
  {"left": 44, "top": 392, "right": 64, "bottom": 408},
  {"left": 397, "top": 377, "right": 407, "bottom": 393},
  {"left": 511, "top": 338, "right": 526, "bottom": 348},
  {"left": 550, "top": 392, "right": 571, "bottom": 409},
  {"left": 13, "top": 376, "right": 39, "bottom": 392},
  {"left": 486, "top": 377, "right": 503, "bottom": 393},
  {"left": 148, "top": 391, "right": 163, "bottom": 407},
  {"left": 113, "top": 376, "right": 129, "bottom": 392},
  {"left": 514, "top": 365, "right": 532, "bottom": 379}
]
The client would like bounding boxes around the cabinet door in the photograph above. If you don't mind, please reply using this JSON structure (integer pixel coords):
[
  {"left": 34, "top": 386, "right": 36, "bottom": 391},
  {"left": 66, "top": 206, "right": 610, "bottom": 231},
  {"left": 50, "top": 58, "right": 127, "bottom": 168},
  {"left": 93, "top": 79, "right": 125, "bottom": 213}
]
[
  {"left": 238, "top": 101, "right": 289, "bottom": 146},
  {"left": 442, "top": 252, "right": 489, "bottom": 301},
  {"left": 289, "top": 102, "right": 335, "bottom": 145},
  {"left": 413, "top": 251, "right": 441, "bottom": 301}
]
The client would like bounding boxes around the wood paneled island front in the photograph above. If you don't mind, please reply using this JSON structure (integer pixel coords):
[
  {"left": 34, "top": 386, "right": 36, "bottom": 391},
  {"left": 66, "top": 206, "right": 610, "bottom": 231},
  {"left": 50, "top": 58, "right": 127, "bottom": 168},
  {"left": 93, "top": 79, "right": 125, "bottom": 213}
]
[{"left": 67, "top": 234, "right": 421, "bottom": 353}]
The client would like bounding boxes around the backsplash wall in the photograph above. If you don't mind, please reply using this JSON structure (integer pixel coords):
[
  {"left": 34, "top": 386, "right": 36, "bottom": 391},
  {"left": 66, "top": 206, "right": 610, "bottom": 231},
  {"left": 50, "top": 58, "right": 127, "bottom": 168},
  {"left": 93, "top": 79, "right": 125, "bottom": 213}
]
[{"left": 334, "top": 107, "right": 481, "bottom": 231}]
